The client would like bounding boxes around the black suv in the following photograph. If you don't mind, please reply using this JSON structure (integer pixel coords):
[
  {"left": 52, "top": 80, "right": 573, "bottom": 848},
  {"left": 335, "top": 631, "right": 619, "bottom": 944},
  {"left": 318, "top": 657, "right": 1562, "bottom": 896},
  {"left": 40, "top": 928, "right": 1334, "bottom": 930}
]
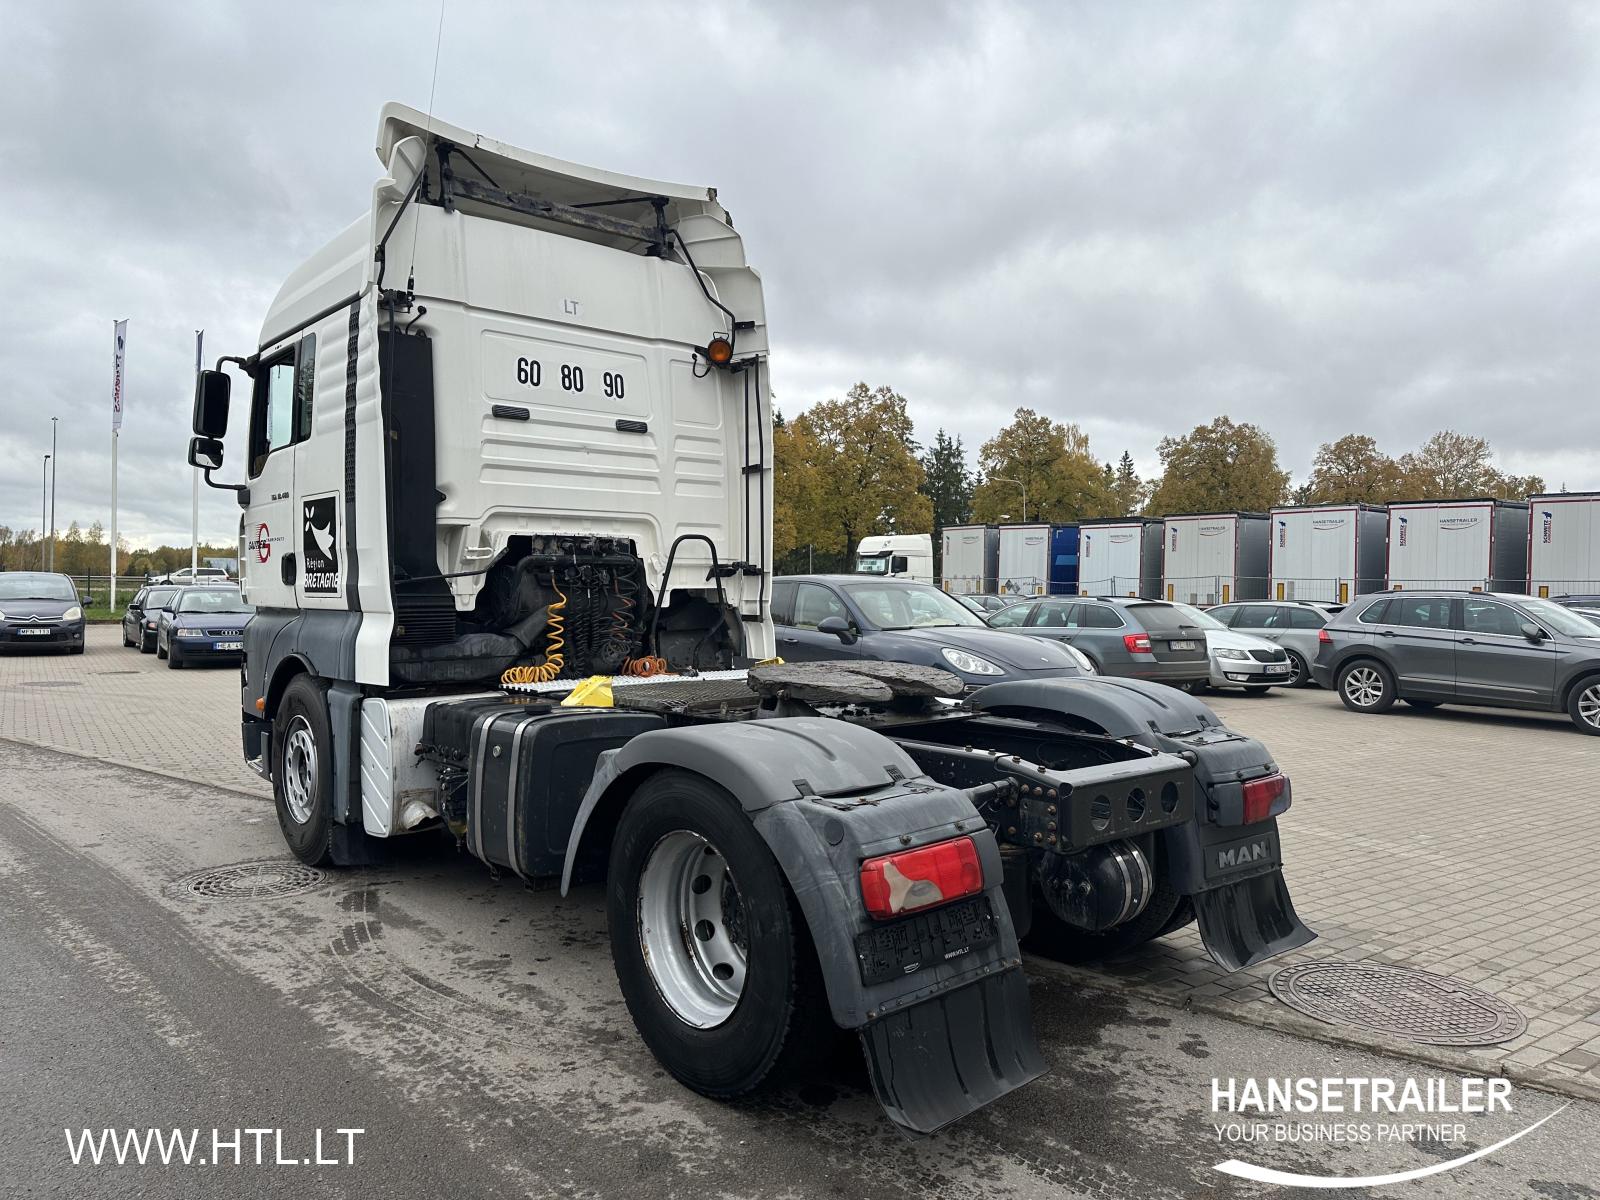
[{"left": 1313, "top": 590, "right": 1600, "bottom": 735}]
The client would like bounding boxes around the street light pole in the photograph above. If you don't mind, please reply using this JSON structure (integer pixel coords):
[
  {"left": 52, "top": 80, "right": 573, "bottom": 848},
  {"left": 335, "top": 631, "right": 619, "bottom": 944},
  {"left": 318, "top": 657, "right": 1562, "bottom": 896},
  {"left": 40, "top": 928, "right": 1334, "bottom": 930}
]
[
  {"left": 41, "top": 454, "right": 51, "bottom": 569},
  {"left": 993, "top": 476, "right": 1028, "bottom": 522},
  {"left": 49, "top": 416, "right": 58, "bottom": 570}
]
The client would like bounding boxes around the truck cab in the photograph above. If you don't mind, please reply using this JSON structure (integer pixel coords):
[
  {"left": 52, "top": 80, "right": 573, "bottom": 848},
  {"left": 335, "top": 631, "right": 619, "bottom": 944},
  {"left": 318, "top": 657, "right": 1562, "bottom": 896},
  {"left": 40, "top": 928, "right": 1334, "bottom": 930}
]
[{"left": 853, "top": 533, "right": 933, "bottom": 584}]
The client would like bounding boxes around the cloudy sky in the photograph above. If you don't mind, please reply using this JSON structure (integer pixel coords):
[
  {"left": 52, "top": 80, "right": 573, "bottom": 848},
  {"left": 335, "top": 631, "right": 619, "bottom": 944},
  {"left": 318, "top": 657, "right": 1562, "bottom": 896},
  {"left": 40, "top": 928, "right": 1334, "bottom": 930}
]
[{"left": 3, "top": 0, "right": 1598, "bottom": 550}]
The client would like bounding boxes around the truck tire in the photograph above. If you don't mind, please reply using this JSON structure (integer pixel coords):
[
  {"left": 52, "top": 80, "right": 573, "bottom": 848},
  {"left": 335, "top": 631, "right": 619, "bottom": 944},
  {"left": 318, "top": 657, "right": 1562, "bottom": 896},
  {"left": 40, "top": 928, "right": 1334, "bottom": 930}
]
[
  {"left": 1568, "top": 676, "right": 1600, "bottom": 736},
  {"left": 1336, "top": 659, "right": 1396, "bottom": 714},
  {"left": 273, "top": 674, "right": 337, "bottom": 866},
  {"left": 607, "top": 770, "right": 832, "bottom": 1098},
  {"left": 1025, "top": 877, "right": 1186, "bottom": 963}
]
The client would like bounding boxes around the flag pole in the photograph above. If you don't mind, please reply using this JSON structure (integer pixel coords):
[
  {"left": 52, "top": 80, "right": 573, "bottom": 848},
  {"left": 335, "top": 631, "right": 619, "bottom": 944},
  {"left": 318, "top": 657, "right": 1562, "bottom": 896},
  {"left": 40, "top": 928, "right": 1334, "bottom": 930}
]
[
  {"left": 191, "top": 329, "right": 203, "bottom": 576},
  {"left": 110, "top": 319, "right": 127, "bottom": 610}
]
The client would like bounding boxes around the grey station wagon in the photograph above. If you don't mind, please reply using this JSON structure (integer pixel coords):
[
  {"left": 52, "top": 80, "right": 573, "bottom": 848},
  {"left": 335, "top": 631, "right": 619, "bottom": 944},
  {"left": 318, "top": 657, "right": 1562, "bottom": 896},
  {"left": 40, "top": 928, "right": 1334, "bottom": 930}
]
[
  {"left": 985, "top": 596, "right": 1210, "bottom": 688},
  {"left": 1207, "top": 601, "right": 1340, "bottom": 689},
  {"left": 1313, "top": 590, "right": 1600, "bottom": 735}
]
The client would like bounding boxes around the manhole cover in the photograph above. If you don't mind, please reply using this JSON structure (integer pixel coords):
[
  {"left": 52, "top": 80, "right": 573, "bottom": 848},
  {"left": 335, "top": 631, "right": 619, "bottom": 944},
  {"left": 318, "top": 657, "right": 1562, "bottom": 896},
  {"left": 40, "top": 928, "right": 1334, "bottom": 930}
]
[
  {"left": 1270, "top": 961, "right": 1526, "bottom": 1046},
  {"left": 171, "top": 861, "right": 327, "bottom": 901}
]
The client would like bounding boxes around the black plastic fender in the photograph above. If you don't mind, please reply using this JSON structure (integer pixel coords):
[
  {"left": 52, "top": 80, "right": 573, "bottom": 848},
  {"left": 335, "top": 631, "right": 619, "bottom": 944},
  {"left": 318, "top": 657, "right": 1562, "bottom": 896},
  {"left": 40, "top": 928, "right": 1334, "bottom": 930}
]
[
  {"left": 969, "top": 675, "right": 1227, "bottom": 738},
  {"left": 562, "top": 717, "right": 1046, "bottom": 1133}
]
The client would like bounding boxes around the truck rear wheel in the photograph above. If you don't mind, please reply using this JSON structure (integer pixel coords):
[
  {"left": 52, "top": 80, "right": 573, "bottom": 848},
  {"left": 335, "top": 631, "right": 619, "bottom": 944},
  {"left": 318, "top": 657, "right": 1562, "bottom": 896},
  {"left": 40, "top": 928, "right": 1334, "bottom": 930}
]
[
  {"left": 272, "top": 674, "right": 336, "bottom": 866},
  {"left": 607, "top": 770, "right": 830, "bottom": 1098}
]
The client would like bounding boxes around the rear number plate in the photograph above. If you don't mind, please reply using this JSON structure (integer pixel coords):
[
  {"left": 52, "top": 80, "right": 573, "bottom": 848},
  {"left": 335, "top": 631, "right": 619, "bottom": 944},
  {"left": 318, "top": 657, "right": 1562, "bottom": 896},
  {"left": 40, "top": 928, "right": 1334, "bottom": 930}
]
[
  {"left": 215, "top": 641, "right": 243, "bottom": 651},
  {"left": 18, "top": 628, "right": 50, "bottom": 637},
  {"left": 855, "top": 897, "right": 997, "bottom": 987},
  {"left": 1169, "top": 639, "right": 1197, "bottom": 651}
]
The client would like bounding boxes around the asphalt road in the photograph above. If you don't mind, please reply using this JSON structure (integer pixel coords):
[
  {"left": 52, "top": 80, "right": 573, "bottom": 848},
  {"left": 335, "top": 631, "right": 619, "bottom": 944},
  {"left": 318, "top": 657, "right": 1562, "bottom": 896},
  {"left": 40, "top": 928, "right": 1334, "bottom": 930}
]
[{"left": 2, "top": 741, "right": 1598, "bottom": 1198}]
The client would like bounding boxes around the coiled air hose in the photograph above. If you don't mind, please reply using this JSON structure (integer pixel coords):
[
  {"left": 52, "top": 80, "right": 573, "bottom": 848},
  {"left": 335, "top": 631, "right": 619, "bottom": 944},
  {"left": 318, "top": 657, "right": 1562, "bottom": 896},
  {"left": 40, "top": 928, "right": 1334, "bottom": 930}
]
[{"left": 501, "top": 586, "right": 567, "bottom": 685}]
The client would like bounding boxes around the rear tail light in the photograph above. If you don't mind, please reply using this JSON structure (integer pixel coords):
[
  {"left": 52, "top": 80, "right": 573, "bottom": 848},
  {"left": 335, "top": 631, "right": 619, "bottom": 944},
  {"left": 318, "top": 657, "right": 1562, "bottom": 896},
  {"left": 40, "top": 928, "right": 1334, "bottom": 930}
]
[
  {"left": 1123, "top": 632, "right": 1152, "bottom": 654},
  {"left": 1242, "top": 773, "right": 1289, "bottom": 824},
  {"left": 859, "top": 836, "right": 982, "bottom": 920},
  {"left": 1318, "top": 628, "right": 1332, "bottom": 644}
]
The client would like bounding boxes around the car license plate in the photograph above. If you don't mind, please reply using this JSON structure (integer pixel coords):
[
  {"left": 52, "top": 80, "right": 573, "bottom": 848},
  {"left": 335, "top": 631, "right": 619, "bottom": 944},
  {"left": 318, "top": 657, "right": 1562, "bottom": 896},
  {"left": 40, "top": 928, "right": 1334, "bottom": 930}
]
[
  {"left": 1169, "top": 639, "right": 1197, "bottom": 651},
  {"left": 1266, "top": 663, "right": 1290, "bottom": 674},
  {"left": 214, "top": 641, "right": 243, "bottom": 652},
  {"left": 854, "top": 896, "right": 997, "bottom": 987},
  {"left": 18, "top": 628, "right": 50, "bottom": 637}
]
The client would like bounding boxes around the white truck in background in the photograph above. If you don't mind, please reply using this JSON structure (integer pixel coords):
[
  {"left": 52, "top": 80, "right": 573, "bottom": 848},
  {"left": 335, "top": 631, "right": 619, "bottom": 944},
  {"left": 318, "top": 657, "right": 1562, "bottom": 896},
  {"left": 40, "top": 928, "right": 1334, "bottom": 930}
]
[
  {"left": 853, "top": 533, "right": 933, "bottom": 583},
  {"left": 184, "top": 102, "right": 1312, "bottom": 1136}
]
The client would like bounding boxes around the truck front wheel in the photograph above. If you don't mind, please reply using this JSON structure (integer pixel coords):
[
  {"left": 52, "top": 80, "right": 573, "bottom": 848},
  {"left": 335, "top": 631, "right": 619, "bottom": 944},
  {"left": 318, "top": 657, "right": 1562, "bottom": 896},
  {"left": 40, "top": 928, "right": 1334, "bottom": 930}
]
[
  {"left": 607, "top": 770, "right": 830, "bottom": 1098},
  {"left": 272, "top": 674, "right": 336, "bottom": 866}
]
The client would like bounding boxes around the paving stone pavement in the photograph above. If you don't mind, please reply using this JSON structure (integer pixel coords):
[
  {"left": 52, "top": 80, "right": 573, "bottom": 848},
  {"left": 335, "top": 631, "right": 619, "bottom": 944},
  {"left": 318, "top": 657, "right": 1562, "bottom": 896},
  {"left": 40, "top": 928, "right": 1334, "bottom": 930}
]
[{"left": 3, "top": 625, "right": 1597, "bottom": 1097}]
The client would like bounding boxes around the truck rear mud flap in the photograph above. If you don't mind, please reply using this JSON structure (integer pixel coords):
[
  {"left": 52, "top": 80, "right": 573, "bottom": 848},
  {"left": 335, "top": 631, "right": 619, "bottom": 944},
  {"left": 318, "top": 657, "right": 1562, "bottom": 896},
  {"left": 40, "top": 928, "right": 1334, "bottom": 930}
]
[
  {"left": 860, "top": 967, "right": 1046, "bottom": 1135},
  {"left": 1193, "top": 868, "right": 1315, "bottom": 972}
]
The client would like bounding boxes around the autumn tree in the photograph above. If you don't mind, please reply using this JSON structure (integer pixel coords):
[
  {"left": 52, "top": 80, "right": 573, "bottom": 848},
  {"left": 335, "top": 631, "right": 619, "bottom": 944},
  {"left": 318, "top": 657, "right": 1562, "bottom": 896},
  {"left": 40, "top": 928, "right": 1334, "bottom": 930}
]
[
  {"left": 1397, "top": 430, "right": 1544, "bottom": 501},
  {"left": 775, "top": 383, "right": 932, "bottom": 560},
  {"left": 1145, "top": 417, "right": 1290, "bottom": 515},
  {"left": 1295, "top": 434, "right": 1406, "bottom": 505},
  {"left": 970, "top": 409, "right": 1116, "bottom": 524}
]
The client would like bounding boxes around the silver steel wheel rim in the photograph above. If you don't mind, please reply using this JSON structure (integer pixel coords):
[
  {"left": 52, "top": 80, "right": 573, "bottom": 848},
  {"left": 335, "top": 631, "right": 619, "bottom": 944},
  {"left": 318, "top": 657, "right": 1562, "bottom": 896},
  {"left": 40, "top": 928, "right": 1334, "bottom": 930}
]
[
  {"left": 281, "top": 716, "right": 318, "bottom": 825},
  {"left": 1579, "top": 685, "right": 1600, "bottom": 730},
  {"left": 637, "top": 831, "right": 749, "bottom": 1028},
  {"left": 1287, "top": 654, "right": 1303, "bottom": 685},
  {"left": 1345, "top": 666, "right": 1384, "bottom": 708}
]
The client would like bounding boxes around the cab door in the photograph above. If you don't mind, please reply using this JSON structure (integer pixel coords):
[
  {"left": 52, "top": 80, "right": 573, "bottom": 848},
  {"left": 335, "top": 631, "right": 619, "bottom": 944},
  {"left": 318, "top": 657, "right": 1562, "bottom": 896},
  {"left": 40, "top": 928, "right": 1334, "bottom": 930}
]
[{"left": 241, "top": 337, "right": 314, "bottom": 609}]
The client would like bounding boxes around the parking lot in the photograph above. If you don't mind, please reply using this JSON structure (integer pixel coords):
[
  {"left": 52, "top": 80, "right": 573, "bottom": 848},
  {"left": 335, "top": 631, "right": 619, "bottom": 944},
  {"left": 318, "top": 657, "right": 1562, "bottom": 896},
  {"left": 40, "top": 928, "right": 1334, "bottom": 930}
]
[{"left": 5, "top": 625, "right": 1599, "bottom": 1105}]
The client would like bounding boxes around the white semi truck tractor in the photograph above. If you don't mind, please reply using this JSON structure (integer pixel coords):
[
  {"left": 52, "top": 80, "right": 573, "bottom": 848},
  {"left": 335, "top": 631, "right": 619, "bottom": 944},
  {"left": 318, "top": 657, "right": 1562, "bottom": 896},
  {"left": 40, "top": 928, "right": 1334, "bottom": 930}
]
[{"left": 187, "top": 104, "right": 1313, "bottom": 1134}]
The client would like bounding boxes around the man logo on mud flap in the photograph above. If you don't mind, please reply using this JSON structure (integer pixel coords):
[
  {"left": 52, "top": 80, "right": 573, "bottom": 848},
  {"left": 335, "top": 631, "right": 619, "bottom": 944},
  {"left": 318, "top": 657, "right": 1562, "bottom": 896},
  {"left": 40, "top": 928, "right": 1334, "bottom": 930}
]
[
  {"left": 1217, "top": 841, "right": 1269, "bottom": 870},
  {"left": 302, "top": 496, "right": 340, "bottom": 595}
]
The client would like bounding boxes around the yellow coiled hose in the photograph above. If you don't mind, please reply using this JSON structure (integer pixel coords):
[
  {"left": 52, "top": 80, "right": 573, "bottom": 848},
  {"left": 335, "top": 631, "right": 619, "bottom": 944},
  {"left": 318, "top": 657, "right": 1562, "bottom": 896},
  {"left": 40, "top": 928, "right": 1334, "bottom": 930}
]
[{"left": 501, "top": 587, "right": 567, "bottom": 685}]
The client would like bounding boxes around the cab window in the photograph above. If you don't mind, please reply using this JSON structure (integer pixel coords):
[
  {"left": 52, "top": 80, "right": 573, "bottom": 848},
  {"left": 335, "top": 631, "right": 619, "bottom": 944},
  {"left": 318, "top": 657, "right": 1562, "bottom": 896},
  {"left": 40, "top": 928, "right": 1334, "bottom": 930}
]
[{"left": 249, "top": 333, "right": 316, "bottom": 477}]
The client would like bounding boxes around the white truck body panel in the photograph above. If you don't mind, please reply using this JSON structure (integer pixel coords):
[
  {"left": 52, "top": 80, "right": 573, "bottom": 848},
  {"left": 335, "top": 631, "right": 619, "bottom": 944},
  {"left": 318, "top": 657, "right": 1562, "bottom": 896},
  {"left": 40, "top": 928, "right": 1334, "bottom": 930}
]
[
  {"left": 940, "top": 524, "right": 998, "bottom": 593},
  {"left": 1386, "top": 500, "right": 1529, "bottom": 592},
  {"left": 854, "top": 534, "right": 933, "bottom": 583},
  {"left": 1527, "top": 493, "right": 1600, "bottom": 598},
  {"left": 1078, "top": 520, "right": 1161, "bottom": 597},
  {"left": 1162, "top": 513, "right": 1271, "bottom": 605},
  {"left": 239, "top": 103, "right": 774, "bottom": 686},
  {"left": 996, "top": 524, "right": 1051, "bottom": 596},
  {"left": 1268, "top": 505, "right": 1388, "bottom": 605}
]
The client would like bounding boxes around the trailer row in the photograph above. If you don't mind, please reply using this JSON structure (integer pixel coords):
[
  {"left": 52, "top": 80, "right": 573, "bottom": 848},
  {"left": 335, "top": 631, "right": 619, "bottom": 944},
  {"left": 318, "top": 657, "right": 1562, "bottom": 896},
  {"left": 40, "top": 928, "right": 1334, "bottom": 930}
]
[{"left": 940, "top": 492, "right": 1600, "bottom": 603}]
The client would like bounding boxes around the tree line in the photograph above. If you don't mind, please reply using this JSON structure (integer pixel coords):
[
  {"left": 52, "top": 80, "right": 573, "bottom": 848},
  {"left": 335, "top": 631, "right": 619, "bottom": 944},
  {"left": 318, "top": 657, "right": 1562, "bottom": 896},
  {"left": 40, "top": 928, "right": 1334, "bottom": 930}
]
[
  {"left": 0, "top": 522, "right": 235, "bottom": 578},
  {"left": 773, "top": 383, "right": 1548, "bottom": 573}
]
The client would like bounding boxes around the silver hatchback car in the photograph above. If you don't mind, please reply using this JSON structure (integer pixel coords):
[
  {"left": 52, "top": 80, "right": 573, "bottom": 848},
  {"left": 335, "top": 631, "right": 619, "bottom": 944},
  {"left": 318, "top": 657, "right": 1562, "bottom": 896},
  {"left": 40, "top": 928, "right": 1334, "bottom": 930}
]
[{"left": 1206, "top": 601, "right": 1340, "bottom": 689}]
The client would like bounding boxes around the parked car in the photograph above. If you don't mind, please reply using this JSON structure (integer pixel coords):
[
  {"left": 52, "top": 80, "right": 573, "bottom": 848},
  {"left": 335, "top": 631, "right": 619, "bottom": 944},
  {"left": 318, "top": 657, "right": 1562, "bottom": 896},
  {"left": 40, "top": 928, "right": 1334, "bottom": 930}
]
[
  {"left": 155, "top": 587, "right": 253, "bottom": 668},
  {"left": 122, "top": 585, "right": 179, "bottom": 652},
  {"left": 1167, "top": 603, "right": 1292, "bottom": 692},
  {"left": 0, "top": 571, "right": 86, "bottom": 654},
  {"left": 1205, "top": 600, "right": 1338, "bottom": 688},
  {"left": 1313, "top": 590, "right": 1600, "bottom": 735},
  {"left": 983, "top": 595, "right": 1211, "bottom": 688},
  {"left": 146, "top": 565, "right": 233, "bottom": 587},
  {"left": 958, "top": 593, "right": 1014, "bottom": 616},
  {"left": 1553, "top": 593, "right": 1600, "bottom": 608},
  {"left": 1570, "top": 606, "right": 1600, "bottom": 629},
  {"left": 770, "top": 575, "right": 1095, "bottom": 687}
]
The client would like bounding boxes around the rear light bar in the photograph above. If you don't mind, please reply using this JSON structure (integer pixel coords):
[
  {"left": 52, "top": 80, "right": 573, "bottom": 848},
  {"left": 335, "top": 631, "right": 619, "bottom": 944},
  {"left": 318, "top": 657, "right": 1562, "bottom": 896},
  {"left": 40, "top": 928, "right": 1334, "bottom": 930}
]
[
  {"left": 859, "top": 835, "right": 983, "bottom": 920},
  {"left": 1123, "top": 632, "right": 1152, "bottom": 654},
  {"left": 1242, "top": 773, "right": 1290, "bottom": 824}
]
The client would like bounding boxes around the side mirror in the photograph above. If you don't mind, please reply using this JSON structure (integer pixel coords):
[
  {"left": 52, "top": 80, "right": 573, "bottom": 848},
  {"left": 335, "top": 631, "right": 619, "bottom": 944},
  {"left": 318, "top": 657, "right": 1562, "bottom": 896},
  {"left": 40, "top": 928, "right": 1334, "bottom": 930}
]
[
  {"left": 1521, "top": 622, "right": 1546, "bottom": 642},
  {"left": 188, "top": 436, "right": 224, "bottom": 471},
  {"left": 816, "top": 615, "right": 855, "bottom": 643},
  {"left": 193, "top": 370, "right": 231, "bottom": 438}
]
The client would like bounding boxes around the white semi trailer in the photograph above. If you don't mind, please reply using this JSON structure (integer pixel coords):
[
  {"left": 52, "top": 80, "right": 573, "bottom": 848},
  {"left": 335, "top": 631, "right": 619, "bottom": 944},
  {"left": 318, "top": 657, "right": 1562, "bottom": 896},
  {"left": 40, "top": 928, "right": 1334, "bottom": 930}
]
[
  {"left": 1268, "top": 504, "right": 1388, "bottom": 605},
  {"left": 996, "top": 523, "right": 1052, "bottom": 595},
  {"left": 1386, "top": 499, "right": 1530, "bottom": 592},
  {"left": 1162, "top": 512, "right": 1271, "bottom": 605},
  {"left": 1078, "top": 518, "right": 1162, "bottom": 597},
  {"left": 1528, "top": 493, "right": 1600, "bottom": 599},
  {"left": 940, "top": 524, "right": 999, "bottom": 593},
  {"left": 185, "top": 103, "right": 1311, "bottom": 1135}
]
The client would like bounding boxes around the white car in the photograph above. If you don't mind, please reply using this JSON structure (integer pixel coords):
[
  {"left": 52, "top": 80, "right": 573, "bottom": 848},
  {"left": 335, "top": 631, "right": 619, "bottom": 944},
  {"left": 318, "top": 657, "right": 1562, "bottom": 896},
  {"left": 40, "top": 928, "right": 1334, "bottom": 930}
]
[
  {"left": 148, "top": 566, "right": 233, "bottom": 587},
  {"left": 1168, "top": 603, "right": 1291, "bottom": 692}
]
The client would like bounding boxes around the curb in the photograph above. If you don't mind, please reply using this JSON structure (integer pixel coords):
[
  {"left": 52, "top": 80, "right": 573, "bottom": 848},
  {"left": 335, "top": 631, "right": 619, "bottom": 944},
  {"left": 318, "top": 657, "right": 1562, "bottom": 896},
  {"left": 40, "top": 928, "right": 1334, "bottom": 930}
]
[
  {"left": 0, "top": 734, "right": 271, "bottom": 803},
  {"left": 1024, "top": 955, "right": 1600, "bottom": 1105}
]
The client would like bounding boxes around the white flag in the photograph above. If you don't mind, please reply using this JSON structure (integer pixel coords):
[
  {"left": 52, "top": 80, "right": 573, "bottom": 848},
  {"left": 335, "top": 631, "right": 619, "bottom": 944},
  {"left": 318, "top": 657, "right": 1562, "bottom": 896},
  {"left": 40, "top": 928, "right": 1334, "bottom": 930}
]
[{"left": 111, "top": 319, "right": 128, "bottom": 431}]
